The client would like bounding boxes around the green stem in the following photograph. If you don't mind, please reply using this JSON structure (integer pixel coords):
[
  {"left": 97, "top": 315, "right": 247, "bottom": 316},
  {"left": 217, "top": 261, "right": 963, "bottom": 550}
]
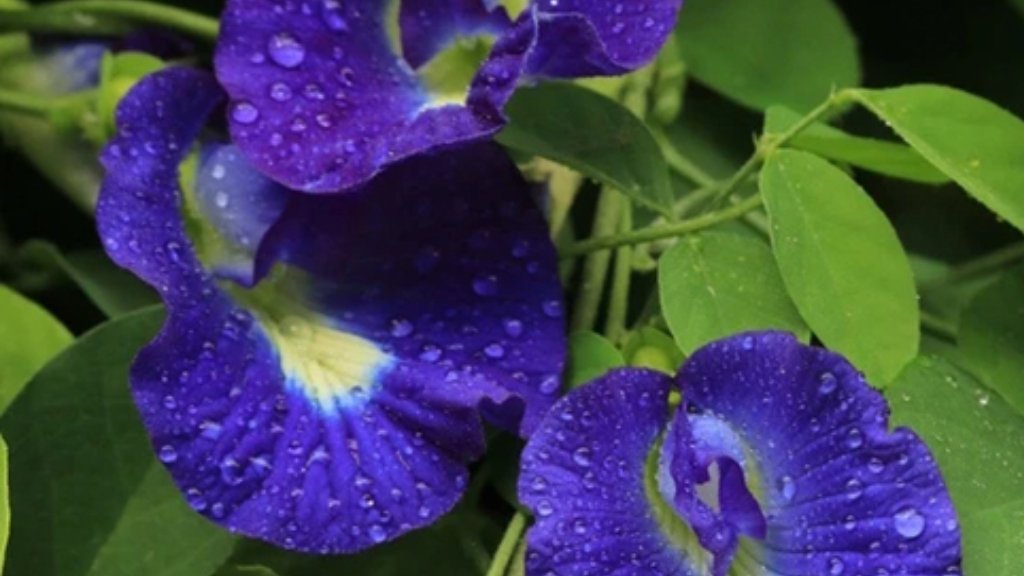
[
  {"left": 564, "top": 194, "right": 763, "bottom": 258},
  {"left": 654, "top": 130, "right": 717, "bottom": 188},
  {"left": 711, "top": 90, "right": 851, "bottom": 205},
  {"left": 921, "top": 241, "right": 1024, "bottom": 290},
  {"left": 920, "top": 310, "right": 958, "bottom": 342},
  {"left": 1, "top": 1, "right": 219, "bottom": 40},
  {"left": 0, "top": 88, "right": 51, "bottom": 118},
  {"left": 571, "top": 187, "right": 622, "bottom": 331},
  {"left": 604, "top": 204, "right": 634, "bottom": 343},
  {"left": 485, "top": 513, "right": 527, "bottom": 576}
]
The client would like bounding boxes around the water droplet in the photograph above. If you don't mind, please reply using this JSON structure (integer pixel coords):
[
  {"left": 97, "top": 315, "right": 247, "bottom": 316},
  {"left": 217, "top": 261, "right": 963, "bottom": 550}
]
[
  {"left": 268, "top": 33, "right": 306, "bottom": 68},
  {"left": 270, "top": 82, "right": 294, "bottom": 102},
  {"left": 484, "top": 343, "right": 505, "bottom": 359},
  {"left": 536, "top": 500, "right": 554, "bottom": 517},
  {"left": 158, "top": 445, "right": 178, "bottom": 463},
  {"left": 868, "top": 457, "right": 885, "bottom": 474},
  {"left": 322, "top": 0, "right": 349, "bottom": 31},
  {"left": 894, "top": 507, "right": 925, "bottom": 539},
  {"left": 846, "top": 428, "right": 864, "bottom": 449},
  {"left": 211, "top": 163, "right": 226, "bottom": 180},
  {"left": 473, "top": 275, "right": 499, "bottom": 296},
  {"left": 417, "top": 505, "right": 431, "bottom": 519},
  {"left": 542, "top": 299, "right": 563, "bottom": 318},
  {"left": 232, "top": 101, "right": 259, "bottom": 124},
  {"left": 503, "top": 318, "right": 524, "bottom": 338},
  {"left": 828, "top": 557, "right": 845, "bottom": 575},
  {"left": 539, "top": 375, "right": 561, "bottom": 395},
  {"left": 215, "top": 191, "right": 230, "bottom": 209},
  {"left": 186, "top": 488, "right": 207, "bottom": 511},
  {"left": 162, "top": 395, "right": 177, "bottom": 410},
  {"left": 818, "top": 371, "right": 838, "bottom": 394},
  {"left": 390, "top": 318, "right": 414, "bottom": 338},
  {"left": 779, "top": 476, "right": 796, "bottom": 502},
  {"left": 418, "top": 345, "right": 442, "bottom": 363},
  {"left": 573, "top": 447, "right": 593, "bottom": 467},
  {"left": 369, "top": 524, "right": 387, "bottom": 543}
]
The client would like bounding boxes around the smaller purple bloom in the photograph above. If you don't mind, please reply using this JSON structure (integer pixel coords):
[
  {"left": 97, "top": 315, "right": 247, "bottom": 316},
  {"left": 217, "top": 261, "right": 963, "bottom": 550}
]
[
  {"left": 519, "top": 332, "right": 962, "bottom": 576},
  {"left": 214, "top": 0, "right": 684, "bottom": 194},
  {"left": 97, "top": 67, "right": 566, "bottom": 553}
]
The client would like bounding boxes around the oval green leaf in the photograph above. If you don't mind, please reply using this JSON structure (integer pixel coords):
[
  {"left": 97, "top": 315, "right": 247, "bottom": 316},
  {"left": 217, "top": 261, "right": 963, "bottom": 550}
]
[
  {"left": 959, "top": 266, "right": 1024, "bottom": 416},
  {"left": 852, "top": 85, "right": 1024, "bottom": 233},
  {"left": 567, "top": 331, "right": 625, "bottom": 389},
  {"left": 0, "top": 284, "right": 72, "bottom": 415},
  {"left": 497, "top": 83, "right": 674, "bottom": 216},
  {"left": 659, "top": 232, "right": 810, "bottom": 355},
  {"left": 677, "top": 0, "right": 861, "bottom": 111},
  {"left": 764, "top": 106, "right": 949, "bottom": 185},
  {"left": 0, "top": 307, "right": 238, "bottom": 576},
  {"left": 889, "top": 356, "right": 1024, "bottom": 575},
  {"left": 760, "top": 150, "right": 919, "bottom": 384}
]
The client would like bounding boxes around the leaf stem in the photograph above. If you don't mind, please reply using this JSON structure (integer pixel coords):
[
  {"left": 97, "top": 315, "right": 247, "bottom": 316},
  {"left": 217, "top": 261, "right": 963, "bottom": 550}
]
[
  {"left": 485, "top": 512, "right": 527, "bottom": 576},
  {"left": 0, "top": 1, "right": 219, "bottom": 40},
  {"left": 654, "top": 130, "right": 717, "bottom": 188},
  {"left": 921, "top": 241, "right": 1024, "bottom": 290},
  {"left": 604, "top": 204, "right": 634, "bottom": 343},
  {"left": 571, "top": 187, "right": 622, "bottom": 331},
  {"left": 564, "top": 194, "right": 763, "bottom": 258},
  {"left": 711, "top": 90, "right": 852, "bottom": 205},
  {"left": 920, "top": 310, "right": 958, "bottom": 342},
  {"left": 0, "top": 88, "right": 51, "bottom": 118}
]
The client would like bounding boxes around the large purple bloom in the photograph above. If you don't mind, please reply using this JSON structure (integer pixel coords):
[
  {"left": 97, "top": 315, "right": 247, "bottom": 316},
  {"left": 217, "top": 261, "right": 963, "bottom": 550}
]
[
  {"left": 97, "top": 67, "right": 565, "bottom": 553},
  {"left": 214, "top": 0, "right": 683, "bottom": 193},
  {"left": 519, "top": 332, "right": 962, "bottom": 575}
]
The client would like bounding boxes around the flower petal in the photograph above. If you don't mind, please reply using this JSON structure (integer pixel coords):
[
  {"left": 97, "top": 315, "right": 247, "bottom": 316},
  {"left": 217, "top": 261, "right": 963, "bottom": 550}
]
[
  {"left": 678, "top": 332, "right": 962, "bottom": 574},
  {"left": 215, "top": 0, "right": 505, "bottom": 193},
  {"left": 519, "top": 369, "right": 702, "bottom": 576},
  {"left": 399, "top": 0, "right": 512, "bottom": 69},
  {"left": 254, "top": 142, "right": 566, "bottom": 436},
  {"left": 98, "top": 67, "right": 564, "bottom": 553},
  {"left": 523, "top": 0, "right": 684, "bottom": 78}
]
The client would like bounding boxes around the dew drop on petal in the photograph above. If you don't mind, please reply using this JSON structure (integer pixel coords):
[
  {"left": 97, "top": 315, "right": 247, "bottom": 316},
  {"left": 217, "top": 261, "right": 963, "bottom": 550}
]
[
  {"left": 369, "top": 524, "right": 387, "bottom": 543},
  {"left": 267, "top": 32, "right": 306, "bottom": 68},
  {"left": 894, "top": 507, "right": 926, "bottom": 539},
  {"left": 778, "top": 476, "right": 796, "bottom": 503},
  {"left": 158, "top": 445, "right": 178, "bottom": 463},
  {"left": 231, "top": 101, "right": 260, "bottom": 124}
]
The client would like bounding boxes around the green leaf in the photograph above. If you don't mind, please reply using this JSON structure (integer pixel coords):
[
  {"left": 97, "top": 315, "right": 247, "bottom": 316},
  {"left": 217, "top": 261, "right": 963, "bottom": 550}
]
[
  {"left": 567, "top": 331, "right": 625, "bottom": 389},
  {"left": 764, "top": 106, "right": 949, "bottom": 184},
  {"left": 889, "top": 356, "right": 1024, "bottom": 575},
  {"left": 497, "top": 83, "right": 674, "bottom": 216},
  {"left": 19, "top": 240, "right": 158, "bottom": 318},
  {"left": 852, "top": 85, "right": 1024, "bottom": 233},
  {"left": 659, "top": 232, "right": 809, "bottom": 355},
  {"left": 0, "top": 437, "right": 9, "bottom": 575},
  {"left": 622, "top": 327, "right": 685, "bottom": 375},
  {"left": 760, "top": 150, "right": 919, "bottom": 384},
  {"left": 959, "top": 266, "right": 1024, "bottom": 415},
  {"left": 0, "top": 284, "right": 72, "bottom": 415},
  {"left": 676, "top": 0, "right": 860, "bottom": 111},
  {"left": 1, "top": 307, "right": 238, "bottom": 576}
]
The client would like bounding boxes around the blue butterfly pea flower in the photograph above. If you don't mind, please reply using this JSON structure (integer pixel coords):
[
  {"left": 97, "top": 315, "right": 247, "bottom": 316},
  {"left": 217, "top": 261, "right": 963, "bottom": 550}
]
[
  {"left": 213, "top": 0, "right": 684, "bottom": 193},
  {"left": 97, "top": 67, "right": 566, "bottom": 554},
  {"left": 519, "top": 332, "right": 962, "bottom": 575}
]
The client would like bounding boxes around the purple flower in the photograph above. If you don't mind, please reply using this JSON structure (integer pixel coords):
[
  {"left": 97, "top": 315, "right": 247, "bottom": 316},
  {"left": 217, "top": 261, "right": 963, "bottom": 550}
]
[
  {"left": 519, "top": 332, "right": 962, "bottom": 575},
  {"left": 214, "top": 0, "right": 684, "bottom": 193},
  {"left": 97, "top": 67, "right": 566, "bottom": 553}
]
